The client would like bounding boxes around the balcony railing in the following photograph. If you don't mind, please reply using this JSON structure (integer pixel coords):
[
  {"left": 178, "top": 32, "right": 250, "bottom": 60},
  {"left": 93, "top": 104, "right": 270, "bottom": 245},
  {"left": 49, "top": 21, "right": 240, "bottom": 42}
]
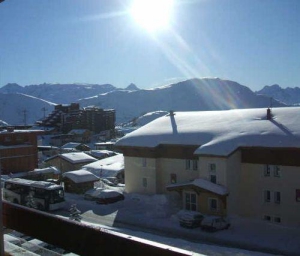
[{"left": 2, "top": 202, "right": 191, "bottom": 256}]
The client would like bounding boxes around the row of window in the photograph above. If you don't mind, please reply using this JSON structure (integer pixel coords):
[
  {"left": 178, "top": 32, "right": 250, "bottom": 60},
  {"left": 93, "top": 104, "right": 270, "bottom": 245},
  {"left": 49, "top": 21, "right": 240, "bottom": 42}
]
[
  {"left": 264, "top": 190, "right": 281, "bottom": 204},
  {"left": 264, "top": 165, "right": 281, "bottom": 177},
  {"left": 142, "top": 158, "right": 217, "bottom": 173},
  {"left": 263, "top": 215, "right": 281, "bottom": 223}
]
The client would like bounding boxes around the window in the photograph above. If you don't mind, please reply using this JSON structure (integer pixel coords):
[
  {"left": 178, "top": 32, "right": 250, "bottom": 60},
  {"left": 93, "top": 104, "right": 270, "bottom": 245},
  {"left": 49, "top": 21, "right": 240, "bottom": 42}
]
[
  {"left": 263, "top": 215, "right": 271, "bottom": 221},
  {"left": 170, "top": 174, "right": 177, "bottom": 184},
  {"left": 209, "top": 163, "right": 216, "bottom": 183},
  {"left": 186, "top": 159, "right": 198, "bottom": 170},
  {"left": 4, "top": 136, "right": 11, "bottom": 142},
  {"left": 142, "top": 178, "right": 147, "bottom": 188},
  {"left": 185, "top": 159, "right": 191, "bottom": 170},
  {"left": 210, "top": 174, "right": 217, "bottom": 184},
  {"left": 264, "top": 165, "right": 270, "bottom": 177},
  {"left": 274, "top": 191, "right": 281, "bottom": 204},
  {"left": 264, "top": 190, "right": 271, "bottom": 202},
  {"left": 209, "top": 163, "right": 216, "bottom": 172},
  {"left": 142, "top": 158, "right": 147, "bottom": 167},
  {"left": 208, "top": 198, "right": 218, "bottom": 211},
  {"left": 185, "top": 192, "right": 197, "bottom": 211},
  {"left": 296, "top": 189, "right": 300, "bottom": 202},
  {"left": 273, "top": 166, "right": 281, "bottom": 177},
  {"left": 192, "top": 160, "right": 198, "bottom": 170},
  {"left": 274, "top": 217, "right": 281, "bottom": 223}
]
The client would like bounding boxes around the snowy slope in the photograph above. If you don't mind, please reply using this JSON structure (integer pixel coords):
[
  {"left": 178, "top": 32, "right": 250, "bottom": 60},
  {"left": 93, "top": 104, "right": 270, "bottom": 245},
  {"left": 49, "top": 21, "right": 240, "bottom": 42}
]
[
  {"left": 0, "top": 83, "right": 116, "bottom": 104},
  {"left": 0, "top": 78, "right": 287, "bottom": 126},
  {"left": 79, "top": 78, "right": 286, "bottom": 124},
  {"left": 0, "top": 93, "right": 56, "bottom": 125}
]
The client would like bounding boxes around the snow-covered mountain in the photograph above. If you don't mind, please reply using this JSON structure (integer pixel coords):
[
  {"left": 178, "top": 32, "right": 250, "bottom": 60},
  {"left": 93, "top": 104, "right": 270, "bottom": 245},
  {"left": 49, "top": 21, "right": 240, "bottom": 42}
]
[
  {"left": 79, "top": 78, "right": 286, "bottom": 124},
  {"left": 257, "top": 84, "right": 300, "bottom": 105},
  {"left": 0, "top": 83, "right": 116, "bottom": 104},
  {"left": 0, "top": 78, "right": 287, "bottom": 126},
  {"left": 0, "top": 93, "right": 56, "bottom": 125}
]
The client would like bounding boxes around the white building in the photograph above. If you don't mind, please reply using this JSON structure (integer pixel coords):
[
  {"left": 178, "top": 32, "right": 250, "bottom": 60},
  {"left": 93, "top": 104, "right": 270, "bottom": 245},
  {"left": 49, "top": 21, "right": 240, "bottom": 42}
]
[{"left": 116, "top": 107, "right": 300, "bottom": 226}]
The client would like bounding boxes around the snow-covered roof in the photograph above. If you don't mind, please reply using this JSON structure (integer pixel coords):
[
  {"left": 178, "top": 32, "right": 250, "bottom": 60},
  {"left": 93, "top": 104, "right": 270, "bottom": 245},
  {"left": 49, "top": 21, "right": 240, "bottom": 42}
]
[
  {"left": 61, "top": 142, "right": 81, "bottom": 149},
  {"left": 167, "top": 178, "right": 228, "bottom": 196},
  {"left": 116, "top": 107, "right": 300, "bottom": 156},
  {"left": 87, "top": 150, "right": 115, "bottom": 158},
  {"left": 60, "top": 152, "right": 97, "bottom": 164},
  {"left": 68, "top": 129, "right": 89, "bottom": 135},
  {"left": 29, "top": 166, "right": 60, "bottom": 175},
  {"left": 63, "top": 170, "right": 99, "bottom": 183},
  {"left": 83, "top": 154, "right": 124, "bottom": 177}
]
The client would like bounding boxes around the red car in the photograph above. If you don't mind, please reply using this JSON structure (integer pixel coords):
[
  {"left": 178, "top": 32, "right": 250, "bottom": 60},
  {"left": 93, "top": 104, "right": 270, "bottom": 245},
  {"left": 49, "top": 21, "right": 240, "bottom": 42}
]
[{"left": 96, "top": 189, "right": 125, "bottom": 204}]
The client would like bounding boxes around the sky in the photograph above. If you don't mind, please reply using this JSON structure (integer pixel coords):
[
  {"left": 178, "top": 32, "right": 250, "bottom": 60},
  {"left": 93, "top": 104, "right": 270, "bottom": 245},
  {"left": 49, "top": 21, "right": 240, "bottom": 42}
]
[{"left": 0, "top": 0, "right": 300, "bottom": 91}]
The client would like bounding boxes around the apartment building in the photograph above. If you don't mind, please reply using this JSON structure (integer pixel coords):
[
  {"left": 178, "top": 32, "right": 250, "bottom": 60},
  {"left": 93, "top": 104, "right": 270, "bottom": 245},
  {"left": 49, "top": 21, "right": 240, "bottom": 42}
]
[{"left": 116, "top": 107, "right": 300, "bottom": 226}]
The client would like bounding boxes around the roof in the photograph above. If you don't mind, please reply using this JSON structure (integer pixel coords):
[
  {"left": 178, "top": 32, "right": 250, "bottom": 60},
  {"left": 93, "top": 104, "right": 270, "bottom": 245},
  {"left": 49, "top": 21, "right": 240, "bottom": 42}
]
[
  {"left": 60, "top": 152, "right": 97, "bottom": 164},
  {"left": 116, "top": 107, "right": 300, "bottom": 156},
  {"left": 68, "top": 129, "right": 89, "bottom": 135},
  {"left": 61, "top": 142, "right": 81, "bottom": 149},
  {"left": 63, "top": 170, "right": 99, "bottom": 183},
  {"left": 167, "top": 178, "right": 228, "bottom": 196},
  {"left": 83, "top": 154, "right": 124, "bottom": 177}
]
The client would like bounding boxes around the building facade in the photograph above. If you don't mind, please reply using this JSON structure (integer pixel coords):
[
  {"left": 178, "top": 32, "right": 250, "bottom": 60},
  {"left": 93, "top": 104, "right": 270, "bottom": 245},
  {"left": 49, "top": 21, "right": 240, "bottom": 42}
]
[
  {"left": 0, "top": 128, "right": 43, "bottom": 174},
  {"left": 116, "top": 108, "right": 300, "bottom": 226}
]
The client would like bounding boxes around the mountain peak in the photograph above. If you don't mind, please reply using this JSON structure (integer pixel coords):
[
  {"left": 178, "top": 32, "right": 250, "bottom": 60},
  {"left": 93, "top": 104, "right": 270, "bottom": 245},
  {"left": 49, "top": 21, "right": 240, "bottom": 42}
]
[
  {"left": 125, "top": 83, "right": 139, "bottom": 91},
  {"left": 0, "top": 83, "right": 24, "bottom": 93}
]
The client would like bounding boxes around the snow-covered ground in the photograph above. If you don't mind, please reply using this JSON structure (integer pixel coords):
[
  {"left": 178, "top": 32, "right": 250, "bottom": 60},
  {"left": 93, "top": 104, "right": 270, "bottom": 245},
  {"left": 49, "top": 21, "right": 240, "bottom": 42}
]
[{"left": 62, "top": 192, "right": 300, "bottom": 256}]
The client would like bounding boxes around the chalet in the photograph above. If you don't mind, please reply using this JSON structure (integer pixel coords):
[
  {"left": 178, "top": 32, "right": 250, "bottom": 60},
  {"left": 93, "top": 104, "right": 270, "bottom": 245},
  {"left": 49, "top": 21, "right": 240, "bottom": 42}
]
[
  {"left": 83, "top": 154, "right": 125, "bottom": 183},
  {"left": 116, "top": 107, "right": 300, "bottom": 226},
  {"left": 63, "top": 170, "right": 99, "bottom": 194},
  {"left": 44, "top": 152, "right": 97, "bottom": 173}
]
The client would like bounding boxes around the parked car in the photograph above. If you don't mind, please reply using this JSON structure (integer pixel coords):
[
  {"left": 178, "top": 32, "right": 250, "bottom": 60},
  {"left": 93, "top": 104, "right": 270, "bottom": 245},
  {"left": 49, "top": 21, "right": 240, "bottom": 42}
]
[
  {"left": 96, "top": 189, "right": 125, "bottom": 204},
  {"left": 178, "top": 211, "right": 205, "bottom": 229},
  {"left": 201, "top": 216, "right": 230, "bottom": 232},
  {"left": 84, "top": 188, "right": 105, "bottom": 201}
]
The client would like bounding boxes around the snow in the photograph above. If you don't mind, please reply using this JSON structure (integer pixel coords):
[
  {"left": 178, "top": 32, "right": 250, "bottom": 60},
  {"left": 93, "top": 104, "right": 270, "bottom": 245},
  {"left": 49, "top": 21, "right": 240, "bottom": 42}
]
[
  {"left": 63, "top": 170, "right": 99, "bottom": 183},
  {"left": 82, "top": 154, "right": 124, "bottom": 177},
  {"left": 116, "top": 107, "right": 300, "bottom": 156},
  {"left": 61, "top": 142, "right": 81, "bottom": 149},
  {"left": 68, "top": 129, "right": 88, "bottom": 135},
  {"left": 167, "top": 179, "right": 228, "bottom": 196},
  {"left": 62, "top": 192, "right": 300, "bottom": 256},
  {"left": 60, "top": 152, "right": 97, "bottom": 164},
  {"left": 28, "top": 166, "right": 60, "bottom": 175}
]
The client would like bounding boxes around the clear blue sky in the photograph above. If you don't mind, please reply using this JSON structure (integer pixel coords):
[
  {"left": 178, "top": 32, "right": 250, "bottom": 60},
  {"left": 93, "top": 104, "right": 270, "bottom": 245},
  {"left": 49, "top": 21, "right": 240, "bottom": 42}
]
[{"left": 0, "top": 0, "right": 300, "bottom": 91}]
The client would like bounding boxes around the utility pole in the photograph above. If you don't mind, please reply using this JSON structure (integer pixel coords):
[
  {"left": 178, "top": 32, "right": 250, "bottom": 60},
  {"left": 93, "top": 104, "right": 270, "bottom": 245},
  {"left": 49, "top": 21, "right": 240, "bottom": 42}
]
[
  {"left": 41, "top": 107, "right": 47, "bottom": 119},
  {"left": 23, "top": 109, "right": 27, "bottom": 126}
]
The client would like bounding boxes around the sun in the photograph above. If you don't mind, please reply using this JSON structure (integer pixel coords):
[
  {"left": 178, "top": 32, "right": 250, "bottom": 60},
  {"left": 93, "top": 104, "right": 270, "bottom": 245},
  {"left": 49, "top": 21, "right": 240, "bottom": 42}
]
[{"left": 130, "top": 0, "right": 174, "bottom": 33}]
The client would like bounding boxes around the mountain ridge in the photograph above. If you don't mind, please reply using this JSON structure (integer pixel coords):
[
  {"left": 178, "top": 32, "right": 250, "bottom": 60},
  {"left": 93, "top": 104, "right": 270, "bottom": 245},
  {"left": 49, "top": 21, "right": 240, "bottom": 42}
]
[{"left": 0, "top": 78, "right": 288, "bottom": 126}]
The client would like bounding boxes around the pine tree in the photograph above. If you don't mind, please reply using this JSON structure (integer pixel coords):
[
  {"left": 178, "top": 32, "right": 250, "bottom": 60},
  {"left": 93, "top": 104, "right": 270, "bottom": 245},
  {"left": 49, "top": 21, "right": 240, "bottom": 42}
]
[{"left": 69, "top": 204, "right": 82, "bottom": 222}]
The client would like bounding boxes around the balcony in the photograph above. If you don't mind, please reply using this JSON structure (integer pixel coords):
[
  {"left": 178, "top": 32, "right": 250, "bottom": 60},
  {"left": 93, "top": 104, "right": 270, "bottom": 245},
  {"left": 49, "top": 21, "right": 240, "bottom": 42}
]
[{"left": 2, "top": 202, "right": 190, "bottom": 256}]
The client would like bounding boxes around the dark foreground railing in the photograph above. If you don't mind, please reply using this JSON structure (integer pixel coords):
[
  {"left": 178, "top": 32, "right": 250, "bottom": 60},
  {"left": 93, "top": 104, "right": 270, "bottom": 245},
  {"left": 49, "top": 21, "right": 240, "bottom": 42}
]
[{"left": 2, "top": 202, "right": 191, "bottom": 256}]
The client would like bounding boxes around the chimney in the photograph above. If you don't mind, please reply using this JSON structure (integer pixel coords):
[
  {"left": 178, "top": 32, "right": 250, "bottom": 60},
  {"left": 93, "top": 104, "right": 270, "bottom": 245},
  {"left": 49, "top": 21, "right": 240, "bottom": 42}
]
[{"left": 267, "top": 108, "right": 272, "bottom": 120}]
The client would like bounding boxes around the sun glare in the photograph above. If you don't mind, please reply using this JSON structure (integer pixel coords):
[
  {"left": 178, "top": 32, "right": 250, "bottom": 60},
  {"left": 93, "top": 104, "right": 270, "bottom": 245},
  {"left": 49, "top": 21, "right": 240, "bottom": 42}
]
[{"left": 130, "top": 0, "right": 174, "bottom": 32}]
